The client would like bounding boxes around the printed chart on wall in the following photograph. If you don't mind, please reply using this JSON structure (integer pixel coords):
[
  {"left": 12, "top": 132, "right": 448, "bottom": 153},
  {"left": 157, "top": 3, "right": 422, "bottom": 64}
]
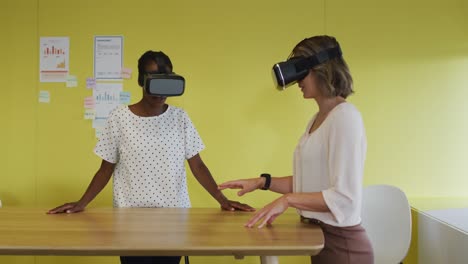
[
  {"left": 91, "top": 82, "right": 123, "bottom": 137},
  {"left": 39, "top": 37, "right": 70, "bottom": 82},
  {"left": 94, "top": 36, "right": 123, "bottom": 80}
]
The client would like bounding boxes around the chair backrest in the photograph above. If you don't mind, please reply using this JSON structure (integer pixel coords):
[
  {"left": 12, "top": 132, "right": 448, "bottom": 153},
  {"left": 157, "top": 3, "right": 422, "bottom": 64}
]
[{"left": 361, "top": 185, "right": 412, "bottom": 264}]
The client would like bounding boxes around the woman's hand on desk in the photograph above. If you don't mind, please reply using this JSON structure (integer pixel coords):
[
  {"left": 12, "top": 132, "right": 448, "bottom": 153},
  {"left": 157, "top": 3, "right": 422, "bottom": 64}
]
[
  {"left": 218, "top": 178, "right": 264, "bottom": 196},
  {"left": 47, "top": 201, "right": 85, "bottom": 214},
  {"left": 245, "top": 195, "right": 290, "bottom": 228}
]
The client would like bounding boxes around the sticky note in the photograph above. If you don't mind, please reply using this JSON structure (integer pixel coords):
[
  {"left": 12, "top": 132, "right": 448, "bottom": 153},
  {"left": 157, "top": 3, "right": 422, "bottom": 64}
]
[
  {"left": 86, "top": 77, "right": 96, "bottom": 89},
  {"left": 84, "top": 109, "right": 96, "bottom": 120},
  {"left": 66, "top": 75, "right": 78, "bottom": 87},
  {"left": 39, "top": 90, "right": 50, "bottom": 103},
  {"left": 84, "top": 96, "right": 95, "bottom": 108},
  {"left": 120, "top": 91, "right": 131, "bottom": 104},
  {"left": 121, "top": 67, "right": 132, "bottom": 79}
]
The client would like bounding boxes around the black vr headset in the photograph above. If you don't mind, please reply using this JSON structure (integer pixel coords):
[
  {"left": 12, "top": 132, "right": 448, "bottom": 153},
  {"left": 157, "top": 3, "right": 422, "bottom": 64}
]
[
  {"left": 143, "top": 73, "right": 185, "bottom": 97},
  {"left": 272, "top": 45, "right": 343, "bottom": 90}
]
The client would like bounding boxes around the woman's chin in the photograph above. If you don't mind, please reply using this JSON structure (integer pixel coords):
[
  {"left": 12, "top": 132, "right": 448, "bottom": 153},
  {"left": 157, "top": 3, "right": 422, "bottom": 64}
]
[{"left": 146, "top": 96, "right": 167, "bottom": 105}]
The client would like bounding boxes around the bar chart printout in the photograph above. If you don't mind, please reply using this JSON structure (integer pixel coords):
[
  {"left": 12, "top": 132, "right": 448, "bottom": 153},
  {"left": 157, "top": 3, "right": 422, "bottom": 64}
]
[
  {"left": 92, "top": 82, "right": 123, "bottom": 129},
  {"left": 40, "top": 37, "right": 70, "bottom": 82}
]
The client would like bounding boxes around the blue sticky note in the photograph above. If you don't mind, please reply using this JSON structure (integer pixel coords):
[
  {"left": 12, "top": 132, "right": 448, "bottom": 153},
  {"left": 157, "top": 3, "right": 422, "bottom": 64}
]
[{"left": 120, "top": 91, "right": 131, "bottom": 104}]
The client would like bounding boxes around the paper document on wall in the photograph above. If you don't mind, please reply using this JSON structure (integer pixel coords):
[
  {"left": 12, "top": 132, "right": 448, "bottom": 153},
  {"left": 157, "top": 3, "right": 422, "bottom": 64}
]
[
  {"left": 39, "top": 37, "right": 70, "bottom": 82},
  {"left": 94, "top": 36, "right": 123, "bottom": 80},
  {"left": 92, "top": 82, "right": 123, "bottom": 128}
]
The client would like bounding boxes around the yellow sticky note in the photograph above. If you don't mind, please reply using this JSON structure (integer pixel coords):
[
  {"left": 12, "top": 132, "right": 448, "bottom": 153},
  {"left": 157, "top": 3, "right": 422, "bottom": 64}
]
[{"left": 84, "top": 108, "right": 96, "bottom": 120}]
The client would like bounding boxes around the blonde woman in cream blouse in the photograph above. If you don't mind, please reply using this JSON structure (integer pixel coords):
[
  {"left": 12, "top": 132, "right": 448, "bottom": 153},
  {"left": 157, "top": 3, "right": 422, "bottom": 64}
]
[{"left": 219, "top": 36, "right": 374, "bottom": 264}]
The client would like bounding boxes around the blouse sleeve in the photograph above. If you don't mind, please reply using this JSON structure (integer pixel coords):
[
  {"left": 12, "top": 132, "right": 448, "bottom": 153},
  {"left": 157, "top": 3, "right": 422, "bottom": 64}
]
[
  {"left": 322, "top": 109, "right": 366, "bottom": 224},
  {"left": 182, "top": 111, "right": 205, "bottom": 159},
  {"left": 94, "top": 111, "right": 121, "bottom": 164}
]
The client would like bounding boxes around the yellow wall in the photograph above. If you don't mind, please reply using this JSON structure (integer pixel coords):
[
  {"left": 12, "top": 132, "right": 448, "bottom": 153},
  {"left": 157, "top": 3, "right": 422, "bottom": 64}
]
[{"left": 1, "top": 0, "right": 467, "bottom": 263}]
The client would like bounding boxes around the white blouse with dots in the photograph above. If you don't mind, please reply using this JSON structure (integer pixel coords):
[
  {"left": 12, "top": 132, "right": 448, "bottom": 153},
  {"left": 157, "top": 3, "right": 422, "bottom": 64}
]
[{"left": 94, "top": 105, "right": 205, "bottom": 208}]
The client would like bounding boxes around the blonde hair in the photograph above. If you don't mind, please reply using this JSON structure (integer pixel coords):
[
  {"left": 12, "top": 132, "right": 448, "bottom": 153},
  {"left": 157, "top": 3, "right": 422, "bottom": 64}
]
[{"left": 291, "top": 35, "right": 354, "bottom": 98}]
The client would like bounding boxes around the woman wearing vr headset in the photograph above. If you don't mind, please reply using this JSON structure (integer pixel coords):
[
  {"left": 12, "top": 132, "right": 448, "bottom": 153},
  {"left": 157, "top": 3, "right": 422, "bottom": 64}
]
[
  {"left": 219, "top": 36, "right": 373, "bottom": 263},
  {"left": 48, "top": 51, "right": 254, "bottom": 264}
]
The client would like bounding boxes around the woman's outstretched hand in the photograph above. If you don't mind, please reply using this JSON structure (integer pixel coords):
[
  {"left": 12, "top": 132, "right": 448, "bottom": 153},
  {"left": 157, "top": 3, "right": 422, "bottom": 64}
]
[{"left": 218, "top": 177, "right": 265, "bottom": 196}]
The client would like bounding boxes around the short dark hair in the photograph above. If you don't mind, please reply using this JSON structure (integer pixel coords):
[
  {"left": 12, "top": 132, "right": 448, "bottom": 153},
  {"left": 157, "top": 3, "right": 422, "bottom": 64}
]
[{"left": 137, "top": 51, "right": 173, "bottom": 87}]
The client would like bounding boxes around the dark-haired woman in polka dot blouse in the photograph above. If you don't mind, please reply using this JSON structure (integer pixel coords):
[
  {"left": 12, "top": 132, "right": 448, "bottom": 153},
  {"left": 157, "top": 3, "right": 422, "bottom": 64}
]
[{"left": 48, "top": 50, "right": 254, "bottom": 264}]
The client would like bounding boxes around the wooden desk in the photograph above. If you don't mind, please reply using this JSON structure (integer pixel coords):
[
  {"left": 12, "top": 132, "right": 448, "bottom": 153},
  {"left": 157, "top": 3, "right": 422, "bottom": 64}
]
[{"left": 0, "top": 208, "right": 323, "bottom": 264}]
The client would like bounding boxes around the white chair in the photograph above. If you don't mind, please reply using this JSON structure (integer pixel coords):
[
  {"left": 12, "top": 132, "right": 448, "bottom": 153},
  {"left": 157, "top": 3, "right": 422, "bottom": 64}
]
[{"left": 361, "top": 185, "right": 412, "bottom": 264}]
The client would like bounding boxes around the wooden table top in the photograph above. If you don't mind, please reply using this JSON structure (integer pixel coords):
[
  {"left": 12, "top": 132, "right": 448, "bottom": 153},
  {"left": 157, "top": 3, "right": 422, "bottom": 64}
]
[{"left": 0, "top": 208, "right": 324, "bottom": 257}]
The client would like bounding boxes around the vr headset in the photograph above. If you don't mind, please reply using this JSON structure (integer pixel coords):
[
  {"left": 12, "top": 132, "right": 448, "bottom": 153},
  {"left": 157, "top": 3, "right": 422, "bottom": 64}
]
[
  {"left": 272, "top": 45, "right": 342, "bottom": 90},
  {"left": 143, "top": 73, "right": 185, "bottom": 97}
]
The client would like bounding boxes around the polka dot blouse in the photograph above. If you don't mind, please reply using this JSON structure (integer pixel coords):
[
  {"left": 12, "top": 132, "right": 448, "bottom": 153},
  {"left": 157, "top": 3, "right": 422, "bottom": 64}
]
[{"left": 94, "top": 105, "right": 205, "bottom": 208}]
